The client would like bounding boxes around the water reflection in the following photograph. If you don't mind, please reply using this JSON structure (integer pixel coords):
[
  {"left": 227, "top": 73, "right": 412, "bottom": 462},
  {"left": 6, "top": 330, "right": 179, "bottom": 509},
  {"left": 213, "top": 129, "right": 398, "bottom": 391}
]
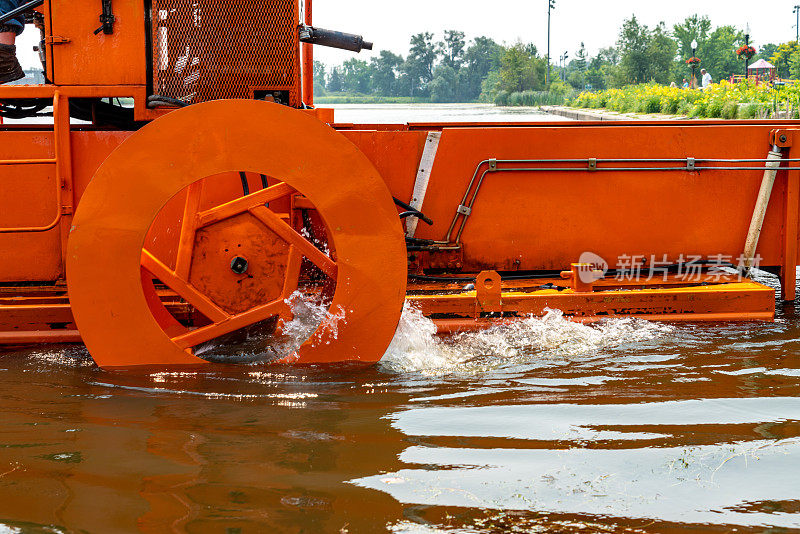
[{"left": 356, "top": 440, "right": 800, "bottom": 528}]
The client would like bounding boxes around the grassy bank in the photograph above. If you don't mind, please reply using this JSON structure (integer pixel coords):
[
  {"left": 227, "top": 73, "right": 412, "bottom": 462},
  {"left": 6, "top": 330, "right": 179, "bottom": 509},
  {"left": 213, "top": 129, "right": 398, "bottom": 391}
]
[
  {"left": 570, "top": 81, "right": 800, "bottom": 119},
  {"left": 493, "top": 86, "right": 576, "bottom": 107}
]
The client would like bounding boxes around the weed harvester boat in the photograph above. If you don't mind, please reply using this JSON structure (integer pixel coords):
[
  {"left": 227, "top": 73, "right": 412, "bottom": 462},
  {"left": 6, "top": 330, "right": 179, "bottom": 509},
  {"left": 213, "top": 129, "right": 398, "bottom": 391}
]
[{"left": 0, "top": 0, "right": 796, "bottom": 368}]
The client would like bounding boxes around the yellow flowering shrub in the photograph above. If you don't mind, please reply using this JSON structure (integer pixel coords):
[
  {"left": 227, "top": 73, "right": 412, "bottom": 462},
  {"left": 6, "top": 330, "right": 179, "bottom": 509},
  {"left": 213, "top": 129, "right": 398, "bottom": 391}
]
[{"left": 570, "top": 80, "right": 800, "bottom": 119}]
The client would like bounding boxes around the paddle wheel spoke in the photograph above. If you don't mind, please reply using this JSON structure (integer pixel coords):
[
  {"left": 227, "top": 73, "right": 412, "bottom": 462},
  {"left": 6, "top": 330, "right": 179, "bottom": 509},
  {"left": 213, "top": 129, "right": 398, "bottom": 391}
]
[
  {"left": 175, "top": 181, "right": 204, "bottom": 280},
  {"left": 281, "top": 246, "right": 303, "bottom": 300},
  {"left": 196, "top": 182, "right": 295, "bottom": 227},
  {"left": 249, "top": 205, "right": 338, "bottom": 279},
  {"left": 141, "top": 249, "right": 229, "bottom": 323},
  {"left": 142, "top": 184, "right": 315, "bottom": 352},
  {"left": 171, "top": 298, "right": 291, "bottom": 349}
]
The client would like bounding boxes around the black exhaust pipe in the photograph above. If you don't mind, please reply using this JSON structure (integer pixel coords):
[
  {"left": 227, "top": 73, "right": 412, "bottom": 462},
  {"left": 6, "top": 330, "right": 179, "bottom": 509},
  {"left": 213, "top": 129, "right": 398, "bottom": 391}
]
[{"left": 299, "top": 25, "right": 373, "bottom": 53}]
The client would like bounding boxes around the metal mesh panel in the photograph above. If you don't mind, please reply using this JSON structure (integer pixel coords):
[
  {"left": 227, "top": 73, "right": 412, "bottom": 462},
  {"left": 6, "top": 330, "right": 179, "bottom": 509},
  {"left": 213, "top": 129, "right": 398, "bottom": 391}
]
[{"left": 150, "top": 0, "right": 300, "bottom": 105}]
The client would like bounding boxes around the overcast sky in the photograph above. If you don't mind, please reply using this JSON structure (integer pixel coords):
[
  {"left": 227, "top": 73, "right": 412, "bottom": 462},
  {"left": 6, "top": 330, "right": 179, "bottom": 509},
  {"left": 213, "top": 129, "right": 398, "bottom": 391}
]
[
  {"left": 13, "top": 1, "right": 798, "bottom": 69},
  {"left": 310, "top": 0, "right": 797, "bottom": 66}
]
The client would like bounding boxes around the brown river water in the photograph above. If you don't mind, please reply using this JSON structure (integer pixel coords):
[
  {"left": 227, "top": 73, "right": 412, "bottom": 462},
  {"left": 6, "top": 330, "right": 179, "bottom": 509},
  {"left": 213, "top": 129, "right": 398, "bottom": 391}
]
[{"left": 1, "top": 106, "right": 799, "bottom": 533}]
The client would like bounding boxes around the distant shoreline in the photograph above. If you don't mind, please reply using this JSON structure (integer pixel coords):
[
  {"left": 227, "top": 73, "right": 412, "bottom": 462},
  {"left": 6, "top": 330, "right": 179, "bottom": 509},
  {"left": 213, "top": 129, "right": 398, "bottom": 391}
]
[{"left": 314, "top": 94, "right": 479, "bottom": 105}]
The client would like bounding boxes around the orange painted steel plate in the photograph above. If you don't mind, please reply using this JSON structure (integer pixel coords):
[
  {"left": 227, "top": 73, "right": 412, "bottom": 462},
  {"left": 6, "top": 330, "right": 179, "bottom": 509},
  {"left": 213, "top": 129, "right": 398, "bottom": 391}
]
[
  {"left": 408, "top": 280, "right": 775, "bottom": 319},
  {"left": 67, "top": 100, "right": 406, "bottom": 369}
]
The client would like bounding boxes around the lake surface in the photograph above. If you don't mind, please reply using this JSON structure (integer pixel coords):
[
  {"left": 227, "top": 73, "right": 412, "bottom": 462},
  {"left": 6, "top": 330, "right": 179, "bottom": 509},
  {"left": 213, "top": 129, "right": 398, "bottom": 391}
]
[
  {"left": 1, "top": 105, "right": 799, "bottom": 533},
  {"left": 329, "top": 103, "right": 570, "bottom": 124}
]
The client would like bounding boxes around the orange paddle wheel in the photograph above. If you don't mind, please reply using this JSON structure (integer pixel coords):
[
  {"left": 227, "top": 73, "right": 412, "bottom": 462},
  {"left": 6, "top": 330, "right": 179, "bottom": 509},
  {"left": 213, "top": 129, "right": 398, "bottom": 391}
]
[{"left": 66, "top": 101, "right": 407, "bottom": 369}]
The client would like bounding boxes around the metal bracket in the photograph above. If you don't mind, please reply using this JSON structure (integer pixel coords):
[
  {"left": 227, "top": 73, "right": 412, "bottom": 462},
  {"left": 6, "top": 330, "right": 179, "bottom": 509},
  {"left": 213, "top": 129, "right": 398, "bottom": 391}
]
[
  {"left": 488, "top": 158, "right": 497, "bottom": 170},
  {"left": 456, "top": 205, "right": 472, "bottom": 216},
  {"left": 771, "top": 129, "right": 795, "bottom": 148},
  {"left": 60, "top": 205, "right": 73, "bottom": 215},
  {"left": 476, "top": 270, "right": 502, "bottom": 314},
  {"left": 93, "top": 0, "right": 115, "bottom": 35},
  {"left": 588, "top": 158, "right": 597, "bottom": 171},
  {"left": 45, "top": 35, "right": 70, "bottom": 45},
  {"left": 686, "top": 157, "right": 696, "bottom": 172}
]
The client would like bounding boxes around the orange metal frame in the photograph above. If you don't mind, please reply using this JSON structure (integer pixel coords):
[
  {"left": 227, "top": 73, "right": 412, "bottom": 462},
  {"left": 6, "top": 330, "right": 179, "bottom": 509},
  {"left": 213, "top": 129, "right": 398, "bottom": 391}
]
[{"left": 0, "top": 0, "right": 797, "bottom": 360}]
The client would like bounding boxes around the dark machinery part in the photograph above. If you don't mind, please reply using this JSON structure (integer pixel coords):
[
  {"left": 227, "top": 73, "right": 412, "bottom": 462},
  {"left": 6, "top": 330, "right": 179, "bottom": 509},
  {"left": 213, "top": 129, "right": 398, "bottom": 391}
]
[
  {"left": 146, "top": 94, "right": 189, "bottom": 108},
  {"left": 298, "top": 25, "right": 373, "bottom": 53},
  {"left": 393, "top": 197, "right": 433, "bottom": 226},
  {"left": 230, "top": 256, "right": 249, "bottom": 275},
  {"left": 0, "top": 0, "right": 42, "bottom": 26},
  {"left": 93, "top": 0, "right": 115, "bottom": 35},
  {"left": 0, "top": 99, "right": 48, "bottom": 119}
]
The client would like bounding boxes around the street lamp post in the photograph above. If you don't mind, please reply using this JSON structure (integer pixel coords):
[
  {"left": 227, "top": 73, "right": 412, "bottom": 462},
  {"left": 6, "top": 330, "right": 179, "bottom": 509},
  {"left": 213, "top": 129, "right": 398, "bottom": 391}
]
[
  {"left": 546, "top": 0, "right": 555, "bottom": 86},
  {"left": 794, "top": 5, "right": 800, "bottom": 43},
  {"left": 744, "top": 23, "right": 751, "bottom": 79},
  {"left": 691, "top": 39, "right": 698, "bottom": 89}
]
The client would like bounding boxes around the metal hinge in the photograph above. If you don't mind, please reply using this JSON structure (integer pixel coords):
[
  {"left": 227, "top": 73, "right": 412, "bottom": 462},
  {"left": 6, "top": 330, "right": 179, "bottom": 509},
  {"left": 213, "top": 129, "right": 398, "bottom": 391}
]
[
  {"left": 45, "top": 36, "right": 70, "bottom": 45},
  {"left": 61, "top": 205, "right": 73, "bottom": 215}
]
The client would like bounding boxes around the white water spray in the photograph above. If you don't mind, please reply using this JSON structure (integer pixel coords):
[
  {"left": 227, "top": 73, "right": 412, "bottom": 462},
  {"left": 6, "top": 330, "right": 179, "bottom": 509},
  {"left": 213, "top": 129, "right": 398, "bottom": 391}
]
[{"left": 379, "top": 304, "right": 674, "bottom": 375}]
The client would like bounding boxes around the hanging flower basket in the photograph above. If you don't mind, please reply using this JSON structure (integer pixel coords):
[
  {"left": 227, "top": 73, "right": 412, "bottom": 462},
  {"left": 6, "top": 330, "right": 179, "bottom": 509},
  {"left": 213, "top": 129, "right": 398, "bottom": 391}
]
[
  {"left": 686, "top": 57, "right": 701, "bottom": 66},
  {"left": 736, "top": 45, "right": 756, "bottom": 60}
]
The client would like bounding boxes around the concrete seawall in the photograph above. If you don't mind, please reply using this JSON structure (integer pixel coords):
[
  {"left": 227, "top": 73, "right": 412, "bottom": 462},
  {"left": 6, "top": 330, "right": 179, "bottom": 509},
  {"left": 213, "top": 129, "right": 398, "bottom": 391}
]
[{"left": 540, "top": 106, "right": 688, "bottom": 121}]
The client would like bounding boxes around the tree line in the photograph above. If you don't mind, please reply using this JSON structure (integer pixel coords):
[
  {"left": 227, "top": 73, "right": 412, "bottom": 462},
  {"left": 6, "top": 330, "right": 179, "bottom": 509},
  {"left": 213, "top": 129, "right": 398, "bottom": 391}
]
[
  {"left": 314, "top": 30, "right": 525, "bottom": 102},
  {"left": 314, "top": 15, "right": 800, "bottom": 103}
]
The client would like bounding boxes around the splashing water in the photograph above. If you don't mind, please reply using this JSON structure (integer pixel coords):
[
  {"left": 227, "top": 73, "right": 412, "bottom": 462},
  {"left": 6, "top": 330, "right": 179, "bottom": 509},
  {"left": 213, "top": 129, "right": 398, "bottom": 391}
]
[
  {"left": 379, "top": 304, "right": 674, "bottom": 376},
  {"left": 196, "top": 291, "right": 345, "bottom": 364},
  {"left": 280, "top": 291, "right": 347, "bottom": 349},
  {"left": 197, "top": 291, "right": 671, "bottom": 370}
]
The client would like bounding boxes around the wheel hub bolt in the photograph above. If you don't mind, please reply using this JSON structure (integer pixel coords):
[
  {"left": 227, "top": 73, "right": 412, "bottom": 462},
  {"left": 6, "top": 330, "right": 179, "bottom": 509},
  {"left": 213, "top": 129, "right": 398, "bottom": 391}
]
[{"left": 230, "top": 256, "right": 249, "bottom": 274}]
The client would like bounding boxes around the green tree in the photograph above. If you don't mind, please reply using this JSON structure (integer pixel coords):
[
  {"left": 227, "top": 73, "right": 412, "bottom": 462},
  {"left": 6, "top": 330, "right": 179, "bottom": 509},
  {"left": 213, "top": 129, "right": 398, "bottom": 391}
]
[
  {"left": 648, "top": 22, "right": 678, "bottom": 84},
  {"left": 574, "top": 42, "right": 588, "bottom": 72},
  {"left": 583, "top": 48, "right": 618, "bottom": 90},
  {"left": 597, "top": 46, "right": 620, "bottom": 65},
  {"left": 312, "top": 60, "right": 327, "bottom": 95},
  {"left": 702, "top": 25, "right": 745, "bottom": 81},
  {"left": 567, "top": 71, "right": 584, "bottom": 90},
  {"left": 402, "top": 32, "right": 437, "bottom": 96},
  {"left": 584, "top": 67, "right": 605, "bottom": 90},
  {"left": 617, "top": 16, "right": 652, "bottom": 83},
  {"left": 673, "top": 14, "right": 711, "bottom": 60},
  {"left": 772, "top": 42, "right": 800, "bottom": 78},
  {"left": 568, "top": 42, "right": 589, "bottom": 89},
  {"left": 790, "top": 49, "right": 800, "bottom": 78},
  {"left": 498, "top": 42, "right": 545, "bottom": 93},
  {"left": 370, "top": 50, "right": 404, "bottom": 95},
  {"left": 674, "top": 16, "right": 750, "bottom": 82},
  {"left": 479, "top": 69, "right": 501, "bottom": 102},
  {"left": 430, "top": 65, "right": 458, "bottom": 102},
  {"left": 461, "top": 36, "right": 503, "bottom": 100},
  {"left": 327, "top": 66, "right": 342, "bottom": 92},
  {"left": 341, "top": 58, "right": 371, "bottom": 93},
  {"left": 617, "top": 16, "right": 676, "bottom": 84},
  {"left": 755, "top": 43, "right": 779, "bottom": 63},
  {"left": 438, "top": 30, "right": 466, "bottom": 70}
]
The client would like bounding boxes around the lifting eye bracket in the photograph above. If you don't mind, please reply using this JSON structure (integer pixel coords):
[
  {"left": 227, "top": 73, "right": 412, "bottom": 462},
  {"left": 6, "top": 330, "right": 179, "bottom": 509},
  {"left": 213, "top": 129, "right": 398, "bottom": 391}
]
[{"left": 93, "top": 0, "right": 115, "bottom": 35}]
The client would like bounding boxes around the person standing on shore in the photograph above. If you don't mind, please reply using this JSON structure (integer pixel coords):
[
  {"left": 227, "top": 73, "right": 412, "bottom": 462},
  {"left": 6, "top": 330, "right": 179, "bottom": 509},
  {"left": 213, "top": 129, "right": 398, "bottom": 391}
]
[
  {"left": 700, "top": 69, "right": 712, "bottom": 90},
  {"left": 0, "top": 0, "right": 25, "bottom": 84}
]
